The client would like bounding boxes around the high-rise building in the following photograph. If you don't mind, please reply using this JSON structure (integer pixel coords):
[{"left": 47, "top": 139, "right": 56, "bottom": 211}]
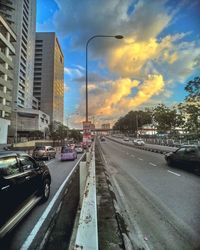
[
  {"left": 11, "top": 0, "right": 37, "bottom": 109},
  {"left": 0, "top": 15, "right": 16, "bottom": 144},
  {"left": 33, "top": 32, "right": 64, "bottom": 123},
  {"left": 1, "top": 0, "right": 40, "bottom": 142},
  {"left": 0, "top": 0, "right": 15, "bottom": 26}
]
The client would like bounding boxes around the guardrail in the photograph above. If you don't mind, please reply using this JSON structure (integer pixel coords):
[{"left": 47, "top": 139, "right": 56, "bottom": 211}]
[
  {"left": 74, "top": 144, "right": 98, "bottom": 250},
  {"left": 107, "top": 136, "right": 177, "bottom": 154}
]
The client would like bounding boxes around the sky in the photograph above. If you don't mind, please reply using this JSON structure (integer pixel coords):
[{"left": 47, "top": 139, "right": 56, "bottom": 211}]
[{"left": 36, "top": 0, "right": 200, "bottom": 128}]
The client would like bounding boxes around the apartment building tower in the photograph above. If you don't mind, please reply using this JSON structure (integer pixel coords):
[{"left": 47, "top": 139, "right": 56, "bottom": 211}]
[
  {"left": 0, "top": 15, "right": 16, "bottom": 143},
  {"left": 0, "top": 0, "right": 15, "bottom": 26},
  {"left": 33, "top": 32, "right": 64, "bottom": 123},
  {"left": 12, "top": 0, "right": 37, "bottom": 109}
]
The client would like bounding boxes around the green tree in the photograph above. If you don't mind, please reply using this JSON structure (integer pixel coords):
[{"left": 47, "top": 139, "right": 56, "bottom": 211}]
[
  {"left": 68, "top": 129, "right": 82, "bottom": 142},
  {"left": 179, "top": 76, "right": 200, "bottom": 136},
  {"left": 113, "top": 109, "right": 152, "bottom": 133},
  {"left": 153, "top": 104, "right": 184, "bottom": 134},
  {"left": 48, "top": 121, "right": 69, "bottom": 143}
]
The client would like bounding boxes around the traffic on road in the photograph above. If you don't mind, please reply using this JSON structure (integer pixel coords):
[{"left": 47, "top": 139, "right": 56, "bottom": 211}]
[
  {"left": 0, "top": 145, "right": 84, "bottom": 250},
  {"left": 99, "top": 137, "right": 200, "bottom": 249}
]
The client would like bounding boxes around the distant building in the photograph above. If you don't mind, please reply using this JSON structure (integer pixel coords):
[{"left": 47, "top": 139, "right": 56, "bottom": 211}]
[
  {"left": 16, "top": 108, "right": 50, "bottom": 140},
  {"left": 0, "top": 15, "right": 16, "bottom": 144},
  {"left": 138, "top": 124, "right": 157, "bottom": 136},
  {"left": 101, "top": 123, "right": 110, "bottom": 130},
  {"left": 33, "top": 32, "right": 64, "bottom": 123}
]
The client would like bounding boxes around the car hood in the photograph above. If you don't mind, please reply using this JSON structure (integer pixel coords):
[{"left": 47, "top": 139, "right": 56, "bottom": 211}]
[{"left": 165, "top": 152, "right": 173, "bottom": 157}]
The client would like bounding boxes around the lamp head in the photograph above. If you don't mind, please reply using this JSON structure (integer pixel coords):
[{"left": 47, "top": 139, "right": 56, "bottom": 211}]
[{"left": 115, "top": 35, "right": 124, "bottom": 39}]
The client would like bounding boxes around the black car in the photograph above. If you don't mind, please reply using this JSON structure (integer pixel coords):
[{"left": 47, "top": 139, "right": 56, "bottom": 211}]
[
  {"left": 165, "top": 145, "right": 200, "bottom": 170},
  {"left": 0, "top": 151, "right": 51, "bottom": 239}
]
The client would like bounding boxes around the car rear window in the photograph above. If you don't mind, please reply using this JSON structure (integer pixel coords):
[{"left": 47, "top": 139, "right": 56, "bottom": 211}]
[
  {"left": 61, "top": 147, "right": 73, "bottom": 153},
  {"left": 34, "top": 146, "right": 45, "bottom": 150}
]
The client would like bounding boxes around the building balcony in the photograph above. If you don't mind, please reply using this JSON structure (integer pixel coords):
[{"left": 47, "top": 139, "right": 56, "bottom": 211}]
[
  {"left": 0, "top": 64, "right": 13, "bottom": 79},
  {"left": 0, "top": 103, "right": 11, "bottom": 114},
  {"left": 0, "top": 50, "right": 14, "bottom": 68},
  {"left": 0, "top": 90, "right": 12, "bottom": 101},
  {"left": 0, "top": 77, "right": 12, "bottom": 90}
]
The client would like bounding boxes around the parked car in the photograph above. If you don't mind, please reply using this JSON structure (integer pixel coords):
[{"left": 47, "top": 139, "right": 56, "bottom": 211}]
[
  {"left": 165, "top": 145, "right": 200, "bottom": 169},
  {"left": 75, "top": 144, "right": 84, "bottom": 154},
  {"left": 134, "top": 139, "right": 145, "bottom": 146},
  {"left": 32, "top": 146, "right": 56, "bottom": 161},
  {"left": 61, "top": 146, "right": 77, "bottom": 161},
  {"left": 0, "top": 151, "right": 51, "bottom": 239}
]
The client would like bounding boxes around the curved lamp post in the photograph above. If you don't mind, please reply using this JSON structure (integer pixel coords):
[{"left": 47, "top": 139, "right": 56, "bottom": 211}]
[{"left": 85, "top": 35, "right": 123, "bottom": 122}]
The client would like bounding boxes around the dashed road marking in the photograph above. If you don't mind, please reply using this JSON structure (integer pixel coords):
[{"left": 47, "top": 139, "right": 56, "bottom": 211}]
[
  {"left": 167, "top": 170, "right": 181, "bottom": 177},
  {"left": 149, "top": 162, "right": 157, "bottom": 167},
  {"left": 138, "top": 158, "right": 143, "bottom": 161}
]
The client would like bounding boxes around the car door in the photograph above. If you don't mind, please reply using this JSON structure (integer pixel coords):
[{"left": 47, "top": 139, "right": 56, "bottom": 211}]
[
  {"left": 184, "top": 147, "right": 199, "bottom": 168},
  {"left": 172, "top": 147, "right": 186, "bottom": 165},
  {"left": 0, "top": 156, "right": 24, "bottom": 228},
  {"left": 18, "top": 155, "right": 41, "bottom": 198}
]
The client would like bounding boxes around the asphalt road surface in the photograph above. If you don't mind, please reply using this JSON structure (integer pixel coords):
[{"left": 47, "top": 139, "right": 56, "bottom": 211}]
[
  {"left": 99, "top": 139, "right": 200, "bottom": 250},
  {"left": 1, "top": 153, "right": 84, "bottom": 250}
]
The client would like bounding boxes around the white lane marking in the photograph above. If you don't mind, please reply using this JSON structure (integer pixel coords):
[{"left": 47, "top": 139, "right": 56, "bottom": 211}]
[
  {"left": 46, "top": 158, "right": 57, "bottom": 165},
  {"left": 20, "top": 153, "right": 86, "bottom": 250},
  {"left": 167, "top": 170, "right": 181, "bottom": 177},
  {"left": 131, "top": 154, "right": 135, "bottom": 157},
  {"left": 149, "top": 162, "right": 157, "bottom": 167},
  {"left": 138, "top": 158, "right": 143, "bottom": 161}
]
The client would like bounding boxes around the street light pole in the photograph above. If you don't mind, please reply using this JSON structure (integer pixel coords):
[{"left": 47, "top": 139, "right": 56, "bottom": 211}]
[{"left": 85, "top": 35, "right": 123, "bottom": 122}]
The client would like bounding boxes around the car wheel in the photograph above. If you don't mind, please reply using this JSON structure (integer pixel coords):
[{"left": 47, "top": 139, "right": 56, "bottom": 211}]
[{"left": 41, "top": 179, "right": 50, "bottom": 202}]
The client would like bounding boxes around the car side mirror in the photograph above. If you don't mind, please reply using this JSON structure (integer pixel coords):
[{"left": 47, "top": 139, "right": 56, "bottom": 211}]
[{"left": 37, "top": 161, "right": 45, "bottom": 168}]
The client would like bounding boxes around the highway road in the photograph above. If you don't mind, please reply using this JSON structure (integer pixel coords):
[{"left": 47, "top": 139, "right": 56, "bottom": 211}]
[
  {"left": 1, "top": 153, "right": 84, "bottom": 250},
  {"left": 99, "top": 139, "right": 200, "bottom": 250}
]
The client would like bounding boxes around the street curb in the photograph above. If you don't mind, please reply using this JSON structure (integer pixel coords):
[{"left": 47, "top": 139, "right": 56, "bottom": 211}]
[{"left": 97, "top": 140, "right": 134, "bottom": 250}]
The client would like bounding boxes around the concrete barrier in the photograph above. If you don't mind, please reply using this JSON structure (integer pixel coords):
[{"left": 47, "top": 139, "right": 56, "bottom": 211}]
[
  {"left": 74, "top": 144, "right": 98, "bottom": 250},
  {"left": 107, "top": 136, "right": 177, "bottom": 154}
]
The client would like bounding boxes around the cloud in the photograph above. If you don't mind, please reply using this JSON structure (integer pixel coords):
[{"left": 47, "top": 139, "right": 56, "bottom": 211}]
[
  {"left": 64, "top": 84, "right": 70, "bottom": 92},
  {"left": 64, "top": 66, "right": 83, "bottom": 77},
  {"left": 74, "top": 72, "right": 107, "bottom": 84},
  {"left": 51, "top": 0, "right": 200, "bottom": 127},
  {"left": 118, "top": 74, "right": 165, "bottom": 109}
]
